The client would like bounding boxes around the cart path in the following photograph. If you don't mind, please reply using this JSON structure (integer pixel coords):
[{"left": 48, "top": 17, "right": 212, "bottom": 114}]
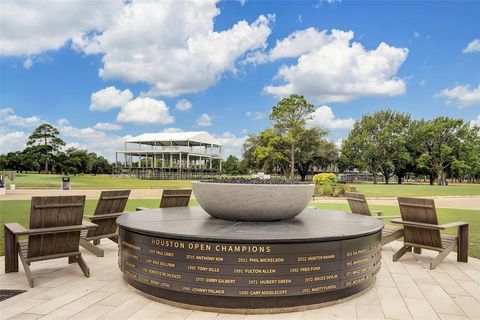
[{"left": 1, "top": 188, "right": 479, "bottom": 210}]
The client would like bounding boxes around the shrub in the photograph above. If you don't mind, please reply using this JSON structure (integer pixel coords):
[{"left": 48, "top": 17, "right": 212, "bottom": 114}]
[
  {"left": 312, "top": 183, "right": 355, "bottom": 197},
  {"left": 313, "top": 173, "right": 337, "bottom": 186}
]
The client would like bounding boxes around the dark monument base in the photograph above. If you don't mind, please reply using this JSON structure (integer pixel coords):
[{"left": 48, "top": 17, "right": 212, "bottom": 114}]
[{"left": 117, "top": 207, "right": 383, "bottom": 312}]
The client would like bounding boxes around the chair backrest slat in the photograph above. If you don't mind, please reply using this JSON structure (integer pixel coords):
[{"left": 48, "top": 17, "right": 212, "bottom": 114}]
[
  {"left": 397, "top": 197, "right": 442, "bottom": 248},
  {"left": 88, "top": 190, "right": 131, "bottom": 238},
  {"left": 28, "top": 195, "right": 86, "bottom": 258},
  {"left": 345, "top": 192, "right": 371, "bottom": 216},
  {"left": 160, "top": 189, "right": 192, "bottom": 208}
]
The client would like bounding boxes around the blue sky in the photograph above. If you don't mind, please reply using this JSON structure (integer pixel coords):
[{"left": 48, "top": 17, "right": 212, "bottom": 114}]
[{"left": 1, "top": 0, "right": 479, "bottom": 160}]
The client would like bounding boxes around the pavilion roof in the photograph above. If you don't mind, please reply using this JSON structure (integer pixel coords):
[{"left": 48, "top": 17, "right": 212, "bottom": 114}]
[{"left": 126, "top": 131, "right": 221, "bottom": 146}]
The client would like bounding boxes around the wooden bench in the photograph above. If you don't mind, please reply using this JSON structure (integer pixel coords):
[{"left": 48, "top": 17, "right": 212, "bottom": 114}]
[
  {"left": 80, "top": 190, "right": 131, "bottom": 257},
  {"left": 391, "top": 197, "right": 468, "bottom": 269},
  {"left": 345, "top": 192, "right": 404, "bottom": 245},
  {"left": 4, "top": 195, "right": 97, "bottom": 287},
  {"left": 136, "top": 189, "right": 192, "bottom": 211}
]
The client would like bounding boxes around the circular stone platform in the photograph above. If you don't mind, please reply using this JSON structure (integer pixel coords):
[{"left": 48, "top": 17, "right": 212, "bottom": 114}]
[{"left": 117, "top": 207, "right": 383, "bottom": 311}]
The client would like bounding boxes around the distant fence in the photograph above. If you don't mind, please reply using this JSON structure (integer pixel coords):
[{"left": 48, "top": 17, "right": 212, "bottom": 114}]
[{"left": 113, "top": 168, "right": 221, "bottom": 180}]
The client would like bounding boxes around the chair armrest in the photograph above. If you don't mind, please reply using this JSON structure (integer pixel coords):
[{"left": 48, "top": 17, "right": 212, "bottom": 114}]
[
  {"left": 4, "top": 223, "right": 28, "bottom": 235},
  {"left": 136, "top": 207, "right": 149, "bottom": 211},
  {"left": 82, "top": 220, "right": 99, "bottom": 229},
  {"left": 390, "top": 219, "right": 468, "bottom": 230},
  {"left": 7, "top": 224, "right": 89, "bottom": 236},
  {"left": 89, "top": 212, "right": 123, "bottom": 221},
  {"left": 372, "top": 210, "right": 384, "bottom": 217},
  {"left": 439, "top": 221, "right": 468, "bottom": 229},
  {"left": 374, "top": 215, "right": 401, "bottom": 220}
]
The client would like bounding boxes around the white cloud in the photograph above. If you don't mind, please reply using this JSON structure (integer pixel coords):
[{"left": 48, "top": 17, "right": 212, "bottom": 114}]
[
  {"left": 470, "top": 115, "right": 480, "bottom": 128},
  {"left": 261, "top": 29, "right": 408, "bottom": 104},
  {"left": 116, "top": 97, "right": 174, "bottom": 125},
  {"left": 162, "top": 128, "right": 184, "bottom": 133},
  {"left": 58, "top": 118, "right": 69, "bottom": 126},
  {"left": 214, "top": 132, "right": 246, "bottom": 157},
  {"left": 58, "top": 122, "right": 132, "bottom": 161},
  {"left": 175, "top": 99, "right": 192, "bottom": 111},
  {"left": 23, "top": 57, "right": 33, "bottom": 69},
  {"left": 0, "top": 129, "right": 28, "bottom": 153},
  {"left": 0, "top": 108, "right": 43, "bottom": 127},
  {"left": 435, "top": 84, "right": 480, "bottom": 108},
  {"left": 463, "top": 39, "right": 480, "bottom": 53},
  {"left": 245, "top": 111, "right": 265, "bottom": 120},
  {"left": 93, "top": 122, "right": 122, "bottom": 131},
  {"left": 196, "top": 113, "right": 213, "bottom": 127},
  {"left": 75, "top": 1, "right": 273, "bottom": 97},
  {"left": 306, "top": 105, "right": 355, "bottom": 130},
  {"left": 413, "top": 32, "right": 420, "bottom": 38},
  {"left": 90, "top": 86, "right": 133, "bottom": 111},
  {"left": 0, "top": 0, "right": 123, "bottom": 56}
]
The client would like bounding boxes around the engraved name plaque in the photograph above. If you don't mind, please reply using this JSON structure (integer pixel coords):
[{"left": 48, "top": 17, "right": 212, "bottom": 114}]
[{"left": 117, "top": 207, "right": 383, "bottom": 310}]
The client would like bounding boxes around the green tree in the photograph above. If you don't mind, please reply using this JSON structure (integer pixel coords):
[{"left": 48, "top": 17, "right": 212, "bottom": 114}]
[
  {"left": 270, "top": 94, "right": 315, "bottom": 179},
  {"left": 222, "top": 155, "right": 241, "bottom": 175},
  {"left": 90, "top": 153, "right": 112, "bottom": 175},
  {"left": 339, "top": 110, "right": 411, "bottom": 184},
  {"left": 27, "top": 123, "right": 65, "bottom": 173},
  {"left": 414, "top": 117, "right": 471, "bottom": 185},
  {"left": 295, "top": 128, "right": 338, "bottom": 181}
]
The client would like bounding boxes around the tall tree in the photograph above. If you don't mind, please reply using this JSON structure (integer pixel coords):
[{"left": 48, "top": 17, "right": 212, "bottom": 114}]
[
  {"left": 340, "top": 110, "right": 411, "bottom": 184},
  {"left": 295, "top": 128, "right": 338, "bottom": 181},
  {"left": 222, "top": 155, "right": 242, "bottom": 175},
  {"left": 413, "top": 117, "right": 470, "bottom": 185},
  {"left": 27, "top": 124, "right": 65, "bottom": 173},
  {"left": 270, "top": 94, "right": 315, "bottom": 179}
]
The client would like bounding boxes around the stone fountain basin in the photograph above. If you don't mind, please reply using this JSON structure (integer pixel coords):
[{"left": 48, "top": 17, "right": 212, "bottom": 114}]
[{"left": 192, "top": 181, "right": 315, "bottom": 221}]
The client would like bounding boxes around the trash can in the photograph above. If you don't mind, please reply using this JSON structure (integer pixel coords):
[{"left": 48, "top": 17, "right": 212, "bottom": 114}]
[{"left": 61, "top": 177, "right": 71, "bottom": 190}]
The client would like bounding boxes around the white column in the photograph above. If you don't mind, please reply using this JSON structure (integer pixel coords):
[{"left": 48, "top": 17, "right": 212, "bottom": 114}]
[{"left": 179, "top": 153, "right": 182, "bottom": 169}]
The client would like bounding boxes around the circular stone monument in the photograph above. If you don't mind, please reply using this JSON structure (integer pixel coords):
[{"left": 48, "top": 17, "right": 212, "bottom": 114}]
[{"left": 117, "top": 207, "right": 383, "bottom": 312}]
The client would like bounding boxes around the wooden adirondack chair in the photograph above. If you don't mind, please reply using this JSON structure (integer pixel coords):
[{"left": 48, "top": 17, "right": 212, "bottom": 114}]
[
  {"left": 391, "top": 197, "right": 469, "bottom": 270},
  {"left": 80, "top": 190, "right": 130, "bottom": 257},
  {"left": 345, "top": 192, "right": 404, "bottom": 245},
  {"left": 3, "top": 195, "right": 97, "bottom": 287},
  {"left": 136, "top": 189, "right": 192, "bottom": 211}
]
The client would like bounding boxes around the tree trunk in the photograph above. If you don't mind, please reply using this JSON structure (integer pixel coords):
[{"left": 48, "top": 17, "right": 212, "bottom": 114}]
[
  {"left": 44, "top": 158, "right": 48, "bottom": 173},
  {"left": 437, "top": 171, "right": 447, "bottom": 186},
  {"left": 397, "top": 175, "right": 402, "bottom": 184},
  {"left": 429, "top": 173, "right": 435, "bottom": 185},
  {"left": 290, "top": 143, "right": 295, "bottom": 180},
  {"left": 384, "top": 174, "right": 390, "bottom": 184}
]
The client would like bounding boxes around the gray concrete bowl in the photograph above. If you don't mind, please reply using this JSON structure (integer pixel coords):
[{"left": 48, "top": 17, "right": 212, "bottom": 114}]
[{"left": 192, "top": 181, "right": 315, "bottom": 221}]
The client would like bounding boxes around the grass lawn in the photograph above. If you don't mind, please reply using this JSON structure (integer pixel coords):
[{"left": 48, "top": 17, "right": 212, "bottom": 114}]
[
  {"left": 0, "top": 199, "right": 478, "bottom": 258},
  {"left": 353, "top": 183, "right": 480, "bottom": 197},
  {"left": 3, "top": 173, "right": 192, "bottom": 189},
  {"left": 3, "top": 173, "right": 480, "bottom": 197}
]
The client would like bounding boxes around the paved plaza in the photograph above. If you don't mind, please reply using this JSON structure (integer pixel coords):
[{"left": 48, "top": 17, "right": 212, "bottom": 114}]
[{"left": 1, "top": 240, "right": 478, "bottom": 320}]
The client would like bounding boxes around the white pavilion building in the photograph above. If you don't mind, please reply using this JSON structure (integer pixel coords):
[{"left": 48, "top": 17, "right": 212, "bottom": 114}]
[{"left": 114, "top": 131, "right": 222, "bottom": 179}]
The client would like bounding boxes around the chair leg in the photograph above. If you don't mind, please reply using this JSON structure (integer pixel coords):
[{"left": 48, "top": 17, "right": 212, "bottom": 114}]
[
  {"left": 458, "top": 225, "right": 468, "bottom": 263},
  {"left": 76, "top": 254, "right": 90, "bottom": 277},
  {"left": 108, "top": 235, "right": 118, "bottom": 244},
  {"left": 430, "top": 242, "right": 456, "bottom": 270},
  {"left": 393, "top": 245, "right": 411, "bottom": 262},
  {"left": 93, "top": 239, "right": 100, "bottom": 245},
  {"left": 19, "top": 254, "right": 34, "bottom": 288},
  {"left": 413, "top": 247, "right": 422, "bottom": 254},
  {"left": 79, "top": 238, "right": 104, "bottom": 257}
]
